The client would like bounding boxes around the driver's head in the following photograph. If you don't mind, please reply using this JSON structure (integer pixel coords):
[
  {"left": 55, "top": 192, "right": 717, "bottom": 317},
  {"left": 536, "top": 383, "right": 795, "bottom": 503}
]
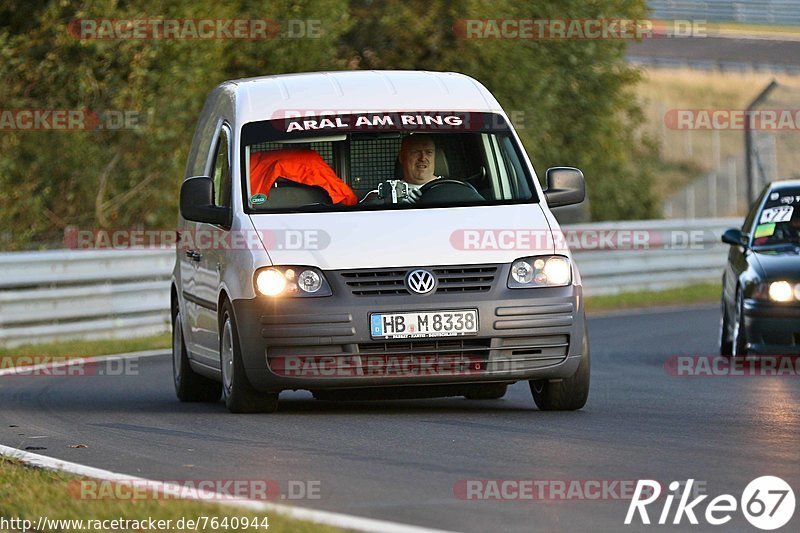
[{"left": 399, "top": 134, "right": 437, "bottom": 185}]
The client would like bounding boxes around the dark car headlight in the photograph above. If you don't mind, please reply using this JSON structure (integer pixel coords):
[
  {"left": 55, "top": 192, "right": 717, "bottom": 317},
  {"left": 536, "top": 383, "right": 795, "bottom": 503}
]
[{"left": 752, "top": 281, "right": 799, "bottom": 303}]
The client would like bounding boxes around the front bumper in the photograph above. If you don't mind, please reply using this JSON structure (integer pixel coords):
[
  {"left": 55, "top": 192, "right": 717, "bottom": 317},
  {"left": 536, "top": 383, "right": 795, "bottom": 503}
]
[
  {"left": 232, "top": 263, "right": 586, "bottom": 391},
  {"left": 743, "top": 300, "right": 800, "bottom": 355}
]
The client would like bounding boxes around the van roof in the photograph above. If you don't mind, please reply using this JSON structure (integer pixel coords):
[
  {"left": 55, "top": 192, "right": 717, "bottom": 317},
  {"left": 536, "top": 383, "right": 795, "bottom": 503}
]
[{"left": 226, "top": 70, "right": 505, "bottom": 124}]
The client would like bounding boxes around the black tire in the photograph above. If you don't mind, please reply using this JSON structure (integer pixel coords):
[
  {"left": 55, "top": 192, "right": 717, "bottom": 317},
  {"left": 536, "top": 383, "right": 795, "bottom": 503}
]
[
  {"left": 529, "top": 331, "right": 589, "bottom": 411},
  {"left": 732, "top": 290, "right": 749, "bottom": 357},
  {"left": 219, "top": 301, "right": 278, "bottom": 413},
  {"left": 719, "top": 298, "right": 733, "bottom": 357},
  {"left": 172, "top": 309, "right": 222, "bottom": 402},
  {"left": 464, "top": 384, "right": 508, "bottom": 400}
]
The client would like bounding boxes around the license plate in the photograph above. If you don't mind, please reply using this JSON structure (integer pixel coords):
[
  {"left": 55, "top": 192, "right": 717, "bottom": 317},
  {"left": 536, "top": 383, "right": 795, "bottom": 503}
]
[{"left": 370, "top": 309, "right": 478, "bottom": 339}]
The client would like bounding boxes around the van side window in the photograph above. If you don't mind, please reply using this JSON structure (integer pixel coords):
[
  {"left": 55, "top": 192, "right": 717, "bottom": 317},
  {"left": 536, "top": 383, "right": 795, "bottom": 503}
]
[{"left": 211, "top": 126, "right": 231, "bottom": 207}]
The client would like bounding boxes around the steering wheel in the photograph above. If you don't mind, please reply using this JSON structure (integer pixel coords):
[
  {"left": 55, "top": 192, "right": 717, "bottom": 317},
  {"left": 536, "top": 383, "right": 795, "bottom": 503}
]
[{"left": 419, "top": 179, "right": 481, "bottom": 196}]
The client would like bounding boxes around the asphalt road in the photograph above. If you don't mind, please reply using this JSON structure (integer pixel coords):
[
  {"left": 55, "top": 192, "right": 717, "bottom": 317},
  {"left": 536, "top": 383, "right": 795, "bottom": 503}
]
[
  {"left": 2, "top": 305, "right": 799, "bottom": 532},
  {"left": 627, "top": 36, "right": 800, "bottom": 69}
]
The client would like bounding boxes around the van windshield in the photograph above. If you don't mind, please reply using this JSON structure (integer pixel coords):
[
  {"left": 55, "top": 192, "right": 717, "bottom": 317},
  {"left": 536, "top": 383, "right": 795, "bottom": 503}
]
[{"left": 240, "top": 112, "right": 537, "bottom": 212}]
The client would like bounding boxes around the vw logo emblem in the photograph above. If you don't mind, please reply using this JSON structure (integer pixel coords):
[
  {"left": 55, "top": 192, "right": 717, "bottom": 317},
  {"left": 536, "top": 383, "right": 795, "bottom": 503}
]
[{"left": 406, "top": 269, "right": 436, "bottom": 295}]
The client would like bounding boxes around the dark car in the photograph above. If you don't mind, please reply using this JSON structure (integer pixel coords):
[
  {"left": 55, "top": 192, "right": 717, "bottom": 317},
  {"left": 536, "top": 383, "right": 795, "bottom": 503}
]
[{"left": 720, "top": 180, "right": 800, "bottom": 356}]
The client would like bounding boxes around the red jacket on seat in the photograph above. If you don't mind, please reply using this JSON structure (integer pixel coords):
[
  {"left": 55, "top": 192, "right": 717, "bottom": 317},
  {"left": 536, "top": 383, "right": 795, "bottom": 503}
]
[{"left": 250, "top": 148, "right": 357, "bottom": 206}]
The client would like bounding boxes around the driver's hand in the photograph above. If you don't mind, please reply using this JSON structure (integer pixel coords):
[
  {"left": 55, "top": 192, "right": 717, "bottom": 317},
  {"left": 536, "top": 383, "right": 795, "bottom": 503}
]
[{"left": 400, "top": 187, "right": 422, "bottom": 204}]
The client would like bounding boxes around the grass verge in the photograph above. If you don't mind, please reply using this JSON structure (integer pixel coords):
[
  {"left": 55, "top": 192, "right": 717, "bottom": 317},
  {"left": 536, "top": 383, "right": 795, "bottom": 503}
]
[
  {"left": 0, "top": 333, "right": 171, "bottom": 367},
  {"left": 585, "top": 282, "right": 720, "bottom": 313},
  {"left": 0, "top": 458, "right": 343, "bottom": 533}
]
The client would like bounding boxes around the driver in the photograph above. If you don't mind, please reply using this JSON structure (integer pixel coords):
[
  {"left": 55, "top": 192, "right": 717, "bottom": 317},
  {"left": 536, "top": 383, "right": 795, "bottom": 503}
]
[{"left": 398, "top": 134, "right": 441, "bottom": 203}]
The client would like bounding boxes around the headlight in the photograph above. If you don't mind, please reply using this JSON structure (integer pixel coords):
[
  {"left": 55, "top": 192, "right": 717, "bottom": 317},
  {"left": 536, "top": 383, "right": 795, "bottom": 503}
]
[
  {"left": 255, "top": 269, "right": 286, "bottom": 296},
  {"left": 511, "top": 261, "right": 534, "bottom": 284},
  {"left": 254, "top": 267, "right": 331, "bottom": 297},
  {"left": 752, "top": 280, "right": 800, "bottom": 302},
  {"left": 768, "top": 281, "right": 794, "bottom": 302},
  {"left": 508, "top": 256, "right": 572, "bottom": 288},
  {"left": 297, "top": 269, "right": 323, "bottom": 293}
]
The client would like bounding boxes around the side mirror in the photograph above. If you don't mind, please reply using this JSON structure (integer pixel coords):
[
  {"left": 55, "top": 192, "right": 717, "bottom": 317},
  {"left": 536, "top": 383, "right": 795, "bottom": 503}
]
[
  {"left": 544, "top": 167, "right": 585, "bottom": 208},
  {"left": 180, "top": 176, "right": 230, "bottom": 226},
  {"left": 721, "top": 228, "right": 747, "bottom": 247}
]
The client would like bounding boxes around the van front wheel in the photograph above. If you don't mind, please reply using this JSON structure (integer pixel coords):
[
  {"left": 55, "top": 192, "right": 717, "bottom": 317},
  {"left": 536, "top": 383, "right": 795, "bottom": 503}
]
[
  {"left": 529, "top": 333, "right": 589, "bottom": 411},
  {"left": 220, "top": 302, "right": 278, "bottom": 413}
]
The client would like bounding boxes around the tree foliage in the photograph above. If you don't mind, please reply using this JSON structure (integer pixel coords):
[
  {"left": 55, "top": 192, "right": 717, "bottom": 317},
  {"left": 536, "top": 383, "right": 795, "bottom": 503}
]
[{"left": 0, "top": 0, "right": 654, "bottom": 249}]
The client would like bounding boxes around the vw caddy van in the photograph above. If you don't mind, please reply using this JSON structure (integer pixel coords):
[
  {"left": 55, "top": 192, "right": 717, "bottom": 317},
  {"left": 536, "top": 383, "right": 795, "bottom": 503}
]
[{"left": 173, "top": 70, "right": 589, "bottom": 413}]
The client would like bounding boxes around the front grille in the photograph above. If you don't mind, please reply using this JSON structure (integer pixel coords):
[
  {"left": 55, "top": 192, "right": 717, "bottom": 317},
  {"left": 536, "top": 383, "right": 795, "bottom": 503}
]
[
  {"left": 340, "top": 265, "right": 498, "bottom": 296},
  {"left": 340, "top": 269, "right": 407, "bottom": 296},
  {"left": 435, "top": 266, "right": 496, "bottom": 293}
]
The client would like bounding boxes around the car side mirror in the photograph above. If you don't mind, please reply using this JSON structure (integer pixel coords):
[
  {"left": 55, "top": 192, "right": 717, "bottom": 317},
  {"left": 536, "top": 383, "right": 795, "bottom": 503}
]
[
  {"left": 180, "top": 176, "right": 230, "bottom": 226},
  {"left": 544, "top": 167, "right": 585, "bottom": 208},
  {"left": 721, "top": 228, "right": 747, "bottom": 247}
]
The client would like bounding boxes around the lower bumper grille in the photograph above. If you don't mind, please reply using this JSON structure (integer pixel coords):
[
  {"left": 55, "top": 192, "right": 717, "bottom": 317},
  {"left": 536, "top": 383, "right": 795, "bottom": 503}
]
[
  {"left": 357, "top": 338, "right": 490, "bottom": 357},
  {"left": 265, "top": 335, "right": 569, "bottom": 378}
]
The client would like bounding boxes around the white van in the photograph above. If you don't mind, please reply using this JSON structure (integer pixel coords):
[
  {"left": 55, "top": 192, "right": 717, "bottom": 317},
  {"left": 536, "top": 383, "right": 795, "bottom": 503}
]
[{"left": 173, "top": 70, "right": 588, "bottom": 413}]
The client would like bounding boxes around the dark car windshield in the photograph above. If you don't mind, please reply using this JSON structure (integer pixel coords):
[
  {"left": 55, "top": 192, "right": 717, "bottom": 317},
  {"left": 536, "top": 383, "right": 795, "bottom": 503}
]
[
  {"left": 752, "top": 187, "right": 800, "bottom": 248},
  {"left": 239, "top": 112, "right": 536, "bottom": 213}
]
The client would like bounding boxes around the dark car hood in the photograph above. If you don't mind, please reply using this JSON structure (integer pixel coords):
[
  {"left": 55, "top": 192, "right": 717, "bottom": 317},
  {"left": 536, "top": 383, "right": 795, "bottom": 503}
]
[{"left": 752, "top": 248, "right": 800, "bottom": 281}]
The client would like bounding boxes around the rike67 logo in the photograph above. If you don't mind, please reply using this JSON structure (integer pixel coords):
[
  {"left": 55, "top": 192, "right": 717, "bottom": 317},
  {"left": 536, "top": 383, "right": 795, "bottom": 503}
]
[{"left": 625, "top": 477, "right": 795, "bottom": 530}]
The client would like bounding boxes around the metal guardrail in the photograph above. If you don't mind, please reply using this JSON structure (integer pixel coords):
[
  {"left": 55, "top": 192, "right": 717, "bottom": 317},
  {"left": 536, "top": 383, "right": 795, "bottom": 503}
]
[
  {"left": 570, "top": 217, "right": 739, "bottom": 296},
  {"left": 0, "top": 218, "right": 741, "bottom": 347},
  {"left": 627, "top": 56, "right": 800, "bottom": 76},
  {"left": 649, "top": 0, "right": 800, "bottom": 26},
  {"left": 0, "top": 249, "right": 173, "bottom": 347}
]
